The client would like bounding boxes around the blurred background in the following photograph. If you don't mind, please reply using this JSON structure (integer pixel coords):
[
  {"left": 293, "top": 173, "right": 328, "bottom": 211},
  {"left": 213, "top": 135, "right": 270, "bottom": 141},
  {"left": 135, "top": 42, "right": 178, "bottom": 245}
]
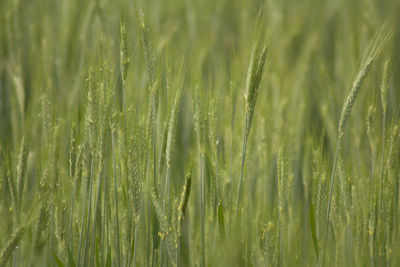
[{"left": 1, "top": 0, "right": 400, "bottom": 148}]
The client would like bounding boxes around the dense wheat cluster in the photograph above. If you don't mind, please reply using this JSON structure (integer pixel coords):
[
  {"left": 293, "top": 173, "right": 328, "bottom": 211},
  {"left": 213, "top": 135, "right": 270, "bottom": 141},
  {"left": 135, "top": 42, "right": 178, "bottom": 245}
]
[{"left": 1, "top": 0, "right": 400, "bottom": 266}]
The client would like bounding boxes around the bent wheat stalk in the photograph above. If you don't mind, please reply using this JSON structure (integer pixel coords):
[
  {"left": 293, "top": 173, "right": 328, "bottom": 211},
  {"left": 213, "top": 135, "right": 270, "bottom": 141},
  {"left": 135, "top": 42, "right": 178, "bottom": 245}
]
[{"left": 320, "top": 24, "right": 391, "bottom": 266}]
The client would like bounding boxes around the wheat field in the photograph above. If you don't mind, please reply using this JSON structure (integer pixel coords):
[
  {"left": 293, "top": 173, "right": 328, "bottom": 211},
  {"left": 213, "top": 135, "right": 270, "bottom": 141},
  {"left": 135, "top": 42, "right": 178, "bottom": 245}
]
[{"left": 1, "top": 0, "right": 400, "bottom": 266}]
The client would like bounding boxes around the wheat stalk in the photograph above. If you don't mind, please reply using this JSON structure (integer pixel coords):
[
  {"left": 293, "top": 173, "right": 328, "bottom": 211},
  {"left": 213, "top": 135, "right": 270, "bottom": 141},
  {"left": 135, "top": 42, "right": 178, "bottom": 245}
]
[{"left": 321, "top": 23, "right": 392, "bottom": 266}]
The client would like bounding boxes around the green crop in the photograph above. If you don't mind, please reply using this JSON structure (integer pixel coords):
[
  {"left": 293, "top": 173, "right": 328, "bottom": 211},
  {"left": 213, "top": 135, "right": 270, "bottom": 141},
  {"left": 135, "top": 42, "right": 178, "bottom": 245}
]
[{"left": 0, "top": 0, "right": 400, "bottom": 266}]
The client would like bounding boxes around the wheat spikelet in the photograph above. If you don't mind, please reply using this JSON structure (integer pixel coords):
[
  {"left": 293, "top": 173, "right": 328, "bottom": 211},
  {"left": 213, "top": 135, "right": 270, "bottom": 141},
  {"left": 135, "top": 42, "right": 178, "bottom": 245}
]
[
  {"left": 166, "top": 86, "right": 184, "bottom": 171},
  {"left": 6, "top": 165, "right": 18, "bottom": 224},
  {"left": 50, "top": 122, "right": 60, "bottom": 191},
  {"left": 315, "top": 175, "right": 327, "bottom": 245},
  {"left": 120, "top": 13, "right": 130, "bottom": 148},
  {"left": 0, "top": 225, "right": 25, "bottom": 267},
  {"left": 151, "top": 189, "right": 177, "bottom": 266},
  {"left": 137, "top": 9, "right": 155, "bottom": 87},
  {"left": 321, "top": 23, "right": 392, "bottom": 266},
  {"left": 263, "top": 222, "right": 276, "bottom": 266},
  {"left": 177, "top": 172, "right": 191, "bottom": 229},
  {"left": 41, "top": 95, "right": 51, "bottom": 143},
  {"left": 146, "top": 81, "right": 158, "bottom": 153},
  {"left": 380, "top": 59, "right": 390, "bottom": 115},
  {"left": 311, "top": 148, "right": 327, "bottom": 253},
  {"left": 236, "top": 28, "right": 268, "bottom": 218},
  {"left": 34, "top": 166, "right": 50, "bottom": 253},
  {"left": 16, "top": 136, "right": 28, "bottom": 211},
  {"left": 56, "top": 198, "right": 69, "bottom": 251},
  {"left": 120, "top": 13, "right": 130, "bottom": 86},
  {"left": 338, "top": 59, "right": 373, "bottom": 139},
  {"left": 244, "top": 34, "right": 268, "bottom": 138},
  {"left": 85, "top": 68, "right": 98, "bottom": 155},
  {"left": 128, "top": 133, "right": 142, "bottom": 223},
  {"left": 158, "top": 117, "right": 170, "bottom": 179},
  {"left": 338, "top": 24, "right": 391, "bottom": 139},
  {"left": 160, "top": 75, "right": 186, "bottom": 265}
]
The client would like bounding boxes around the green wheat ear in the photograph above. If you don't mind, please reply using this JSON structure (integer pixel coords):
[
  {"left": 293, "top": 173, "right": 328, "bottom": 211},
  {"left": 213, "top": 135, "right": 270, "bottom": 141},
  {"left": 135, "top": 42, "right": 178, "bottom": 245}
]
[
  {"left": 244, "top": 34, "right": 268, "bottom": 139},
  {"left": 16, "top": 136, "right": 28, "bottom": 220},
  {"left": 236, "top": 25, "right": 268, "bottom": 219},
  {"left": 178, "top": 171, "right": 192, "bottom": 228},
  {"left": 0, "top": 225, "right": 25, "bottom": 267},
  {"left": 380, "top": 59, "right": 390, "bottom": 116},
  {"left": 338, "top": 23, "right": 391, "bottom": 139},
  {"left": 120, "top": 13, "right": 130, "bottom": 84},
  {"left": 321, "top": 23, "right": 392, "bottom": 266},
  {"left": 151, "top": 189, "right": 177, "bottom": 267}
]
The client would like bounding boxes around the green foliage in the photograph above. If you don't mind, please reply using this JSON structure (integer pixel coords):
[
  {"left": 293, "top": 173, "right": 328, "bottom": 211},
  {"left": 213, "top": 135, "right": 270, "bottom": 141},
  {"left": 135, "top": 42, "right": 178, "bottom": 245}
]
[{"left": 0, "top": 0, "right": 400, "bottom": 266}]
